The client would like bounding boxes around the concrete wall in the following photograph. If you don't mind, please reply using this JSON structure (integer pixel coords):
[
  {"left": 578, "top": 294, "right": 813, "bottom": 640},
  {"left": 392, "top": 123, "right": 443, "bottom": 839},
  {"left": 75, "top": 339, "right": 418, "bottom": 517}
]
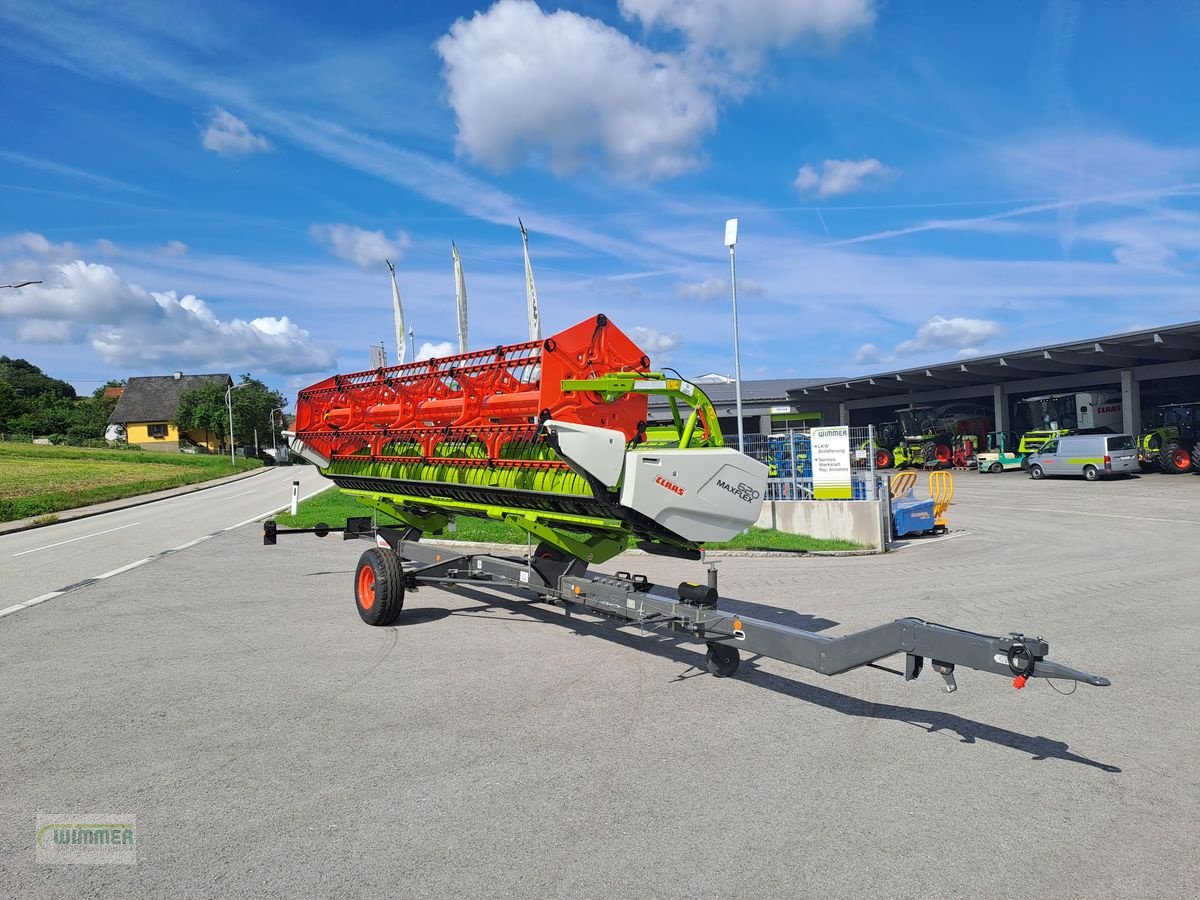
[{"left": 756, "top": 499, "right": 885, "bottom": 550}]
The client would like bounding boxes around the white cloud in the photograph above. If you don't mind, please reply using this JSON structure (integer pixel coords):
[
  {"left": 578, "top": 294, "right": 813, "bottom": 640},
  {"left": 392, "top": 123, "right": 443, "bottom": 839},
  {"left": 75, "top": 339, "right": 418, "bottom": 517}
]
[
  {"left": 416, "top": 341, "right": 455, "bottom": 361},
  {"left": 201, "top": 107, "right": 271, "bottom": 157},
  {"left": 620, "top": 0, "right": 875, "bottom": 68},
  {"left": 96, "top": 238, "right": 120, "bottom": 256},
  {"left": 631, "top": 326, "right": 680, "bottom": 354},
  {"left": 0, "top": 255, "right": 335, "bottom": 375},
  {"left": 0, "top": 231, "right": 80, "bottom": 260},
  {"left": 895, "top": 316, "right": 1004, "bottom": 355},
  {"left": 794, "top": 158, "right": 896, "bottom": 198},
  {"left": 437, "top": 0, "right": 718, "bottom": 179},
  {"left": 308, "top": 223, "right": 409, "bottom": 270},
  {"left": 853, "top": 342, "right": 884, "bottom": 365},
  {"left": 675, "top": 276, "right": 764, "bottom": 301},
  {"left": 157, "top": 240, "right": 189, "bottom": 256}
]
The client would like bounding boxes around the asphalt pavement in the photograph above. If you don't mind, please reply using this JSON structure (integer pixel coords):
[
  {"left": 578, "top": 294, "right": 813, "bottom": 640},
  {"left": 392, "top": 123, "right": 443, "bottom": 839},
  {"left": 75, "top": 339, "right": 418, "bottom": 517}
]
[
  {"left": 0, "top": 468, "right": 1197, "bottom": 898},
  {"left": 0, "top": 466, "right": 329, "bottom": 614}
]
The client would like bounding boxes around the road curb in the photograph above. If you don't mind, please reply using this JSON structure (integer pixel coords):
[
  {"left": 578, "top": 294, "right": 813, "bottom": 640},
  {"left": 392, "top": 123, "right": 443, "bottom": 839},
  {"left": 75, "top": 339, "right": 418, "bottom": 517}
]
[{"left": 0, "top": 467, "right": 272, "bottom": 537}]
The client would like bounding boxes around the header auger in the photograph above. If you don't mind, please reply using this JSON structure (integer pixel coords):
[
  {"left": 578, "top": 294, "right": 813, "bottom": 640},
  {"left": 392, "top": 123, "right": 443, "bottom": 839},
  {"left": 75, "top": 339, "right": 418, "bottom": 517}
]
[{"left": 275, "top": 313, "right": 1109, "bottom": 701}]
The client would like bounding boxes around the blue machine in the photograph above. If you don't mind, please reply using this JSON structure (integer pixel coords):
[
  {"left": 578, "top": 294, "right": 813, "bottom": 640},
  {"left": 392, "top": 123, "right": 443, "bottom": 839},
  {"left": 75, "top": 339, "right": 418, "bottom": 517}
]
[{"left": 891, "top": 491, "right": 937, "bottom": 537}]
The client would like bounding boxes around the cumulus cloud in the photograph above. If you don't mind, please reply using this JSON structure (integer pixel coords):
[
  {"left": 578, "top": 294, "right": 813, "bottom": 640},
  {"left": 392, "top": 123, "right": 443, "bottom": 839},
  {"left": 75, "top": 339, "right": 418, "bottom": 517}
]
[
  {"left": 0, "top": 231, "right": 80, "bottom": 260},
  {"left": 675, "top": 276, "right": 765, "bottom": 301},
  {"left": 308, "top": 223, "right": 410, "bottom": 270},
  {"left": 620, "top": 0, "right": 875, "bottom": 69},
  {"left": 853, "top": 342, "right": 884, "bottom": 366},
  {"left": 157, "top": 240, "right": 189, "bottom": 256},
  {"left": 895, "top": 316, "right": 1004, "bottom": 355},
  {"left": 631, "top": 326, "right": 680, "bottom": 354},
  {"left": 201, "top": 107, "right": 272, "bottom": 157},
  {"left": 0, "top": 255, "right": 335, "bottom": 375},
  {"left": 416, "top": 341, "right": 456, "bottom": 361},
  {"left": 794, "top": 158, "right": 896, "bottom": 198},
  {"left": 437, "top": 0, "right": 717, "bottom": 179}
]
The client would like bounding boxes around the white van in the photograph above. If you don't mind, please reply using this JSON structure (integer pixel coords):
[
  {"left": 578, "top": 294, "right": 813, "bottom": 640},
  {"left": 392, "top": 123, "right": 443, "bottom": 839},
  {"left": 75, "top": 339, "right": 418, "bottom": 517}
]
[{"left": 1026, "top": 433, "right": 1139, "bottom": 481}]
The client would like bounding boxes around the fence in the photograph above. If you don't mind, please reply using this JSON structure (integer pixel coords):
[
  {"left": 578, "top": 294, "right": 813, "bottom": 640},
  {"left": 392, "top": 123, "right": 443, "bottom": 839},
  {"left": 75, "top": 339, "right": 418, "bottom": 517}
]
[{"left": 741, "top": 426, "right": 880, "bottom": 501}]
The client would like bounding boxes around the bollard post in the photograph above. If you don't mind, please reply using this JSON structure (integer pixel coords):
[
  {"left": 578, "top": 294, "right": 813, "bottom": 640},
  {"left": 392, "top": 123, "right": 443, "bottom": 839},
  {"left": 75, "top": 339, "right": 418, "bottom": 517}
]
[{"left": 291, "top": 480, "right": 299, "bottom": 517}]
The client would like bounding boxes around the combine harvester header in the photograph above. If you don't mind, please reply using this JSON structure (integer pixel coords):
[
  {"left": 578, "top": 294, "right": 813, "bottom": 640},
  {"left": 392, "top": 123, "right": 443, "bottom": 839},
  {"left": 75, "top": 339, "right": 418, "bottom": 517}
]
[{"left": 276, "top": 314, "right": 1109, "bottom": 697}]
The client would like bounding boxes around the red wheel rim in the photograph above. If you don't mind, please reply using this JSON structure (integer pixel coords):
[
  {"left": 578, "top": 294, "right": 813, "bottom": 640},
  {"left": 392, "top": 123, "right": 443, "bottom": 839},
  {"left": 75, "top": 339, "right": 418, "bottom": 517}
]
[
  {"left": 1174, "top": 450, "right": 1192, "bottom": 470},
  {"left": 935, "top": 445, "right": 952, "bottom": 463},
  {"left": 876, "top": 450, "right": 890, "bottom": 468},
  {"left": 357, "top": 566, "right": 376, "bottom": 610}
]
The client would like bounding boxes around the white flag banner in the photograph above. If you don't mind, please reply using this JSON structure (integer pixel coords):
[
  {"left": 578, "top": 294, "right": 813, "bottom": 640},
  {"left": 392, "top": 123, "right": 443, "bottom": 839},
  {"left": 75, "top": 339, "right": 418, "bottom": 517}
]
[
  {"left": 387, "top": 259, "right": 406, "bottom": 364},
  {"left": 452, "top": 242, "right": 468, "bottom": 354},
  {"left": 520, "top": 219, "right": 541, "bottom": 341}
]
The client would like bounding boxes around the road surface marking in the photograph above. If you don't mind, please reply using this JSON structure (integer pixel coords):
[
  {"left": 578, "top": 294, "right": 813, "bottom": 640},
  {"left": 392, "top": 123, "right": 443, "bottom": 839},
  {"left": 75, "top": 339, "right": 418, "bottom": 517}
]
[
  {"left": 977, "top": 504, "right": 1200, "bottom": 525},
  {"left": 11, "top": 521, "right": 142, "bottom": 557},
  {"left": 0, "top": 481, "right": 333, "bottom": 619},
  {"left": 227, "top": 489, "right": 258, "bottom": 499}
]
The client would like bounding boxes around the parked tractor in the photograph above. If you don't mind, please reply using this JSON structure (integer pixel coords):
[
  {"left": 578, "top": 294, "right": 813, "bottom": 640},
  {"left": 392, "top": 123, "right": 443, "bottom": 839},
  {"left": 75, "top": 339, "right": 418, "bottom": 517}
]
[
  {"left": 864, "top": 420, "right": 902, "bottom": 469},
  {"left": 892, "top": 405, "right": 990, "bottom": 469},
  {"left": 1015, "top": 391, "right": 1123, "bottom": 454},
  {"left": 977, "top": 430, "right": 1024, "bottom": 473},
  {"left": 1138, "top": 402, "right": 1199, "bottom": 474}
]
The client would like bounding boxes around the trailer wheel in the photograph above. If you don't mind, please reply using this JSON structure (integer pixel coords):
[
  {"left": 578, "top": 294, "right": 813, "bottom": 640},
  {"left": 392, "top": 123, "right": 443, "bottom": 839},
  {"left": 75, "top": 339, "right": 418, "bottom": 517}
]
[
  {"left": 705, "top": 642, "right": 740, "bottom": 678},
  {"left": 355, "top": 548, "right": 405, "bottom": 626},
  {"left": 1083, "top": 465, "right": 1099, "bottom": 481},
  {"left": 1029, "top": 464, "right": 1045, "bottom": 480}
]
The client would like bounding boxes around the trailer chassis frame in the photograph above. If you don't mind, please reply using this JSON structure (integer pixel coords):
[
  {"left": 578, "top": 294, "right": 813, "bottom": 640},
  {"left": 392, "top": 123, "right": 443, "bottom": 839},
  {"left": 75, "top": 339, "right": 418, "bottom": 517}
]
[{"left": 294, "top": 518, "right": 1110, "bottom": 693}]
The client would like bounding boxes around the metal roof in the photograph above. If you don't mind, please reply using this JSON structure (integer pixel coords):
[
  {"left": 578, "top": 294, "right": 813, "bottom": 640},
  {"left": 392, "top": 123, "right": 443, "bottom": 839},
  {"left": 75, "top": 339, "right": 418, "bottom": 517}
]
[
  {"left": 648, "top": 376, "right": 834, "bottom": 410},
  {"left": 794, "top": 320, "right": 1200, "bottom": 401}
]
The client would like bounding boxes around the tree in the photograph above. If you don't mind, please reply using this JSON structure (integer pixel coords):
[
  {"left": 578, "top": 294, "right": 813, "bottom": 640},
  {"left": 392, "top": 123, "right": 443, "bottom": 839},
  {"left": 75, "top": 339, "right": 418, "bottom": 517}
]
[
  {"left": 0, "top": 380, "right": 17, "bottom": 430},
  {"left": 174, "top": 382, "right": 230, "bottom": 450},
  {"left": 0, "top": 357, "right": 76, "bottom": 400},
  {"left": 229, "top": 374, "right": 286, "bottom": 453}
]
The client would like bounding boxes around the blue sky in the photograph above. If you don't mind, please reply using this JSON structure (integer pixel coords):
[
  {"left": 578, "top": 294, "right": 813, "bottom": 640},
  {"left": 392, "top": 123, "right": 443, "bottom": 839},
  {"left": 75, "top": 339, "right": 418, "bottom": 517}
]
[{"left": 1, "top": 0, "right": 1198, "bottom": 399}]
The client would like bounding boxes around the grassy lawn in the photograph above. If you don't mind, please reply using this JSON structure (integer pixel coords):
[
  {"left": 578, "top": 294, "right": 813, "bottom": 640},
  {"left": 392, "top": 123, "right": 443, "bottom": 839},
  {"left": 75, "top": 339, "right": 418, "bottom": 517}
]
[
  {"left": 274, "top": 488, "right": 864, "bottom": 552},
  {"left": 0, "top": 442, "right": 261, "bottom": 522}
]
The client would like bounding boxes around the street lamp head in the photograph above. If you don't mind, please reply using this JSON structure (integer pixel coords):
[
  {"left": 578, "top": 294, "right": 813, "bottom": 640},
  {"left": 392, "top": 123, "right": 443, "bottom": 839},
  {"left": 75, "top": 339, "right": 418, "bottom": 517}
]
[{"left": 724, "top": 218, "right": 739, "bottom": 249}]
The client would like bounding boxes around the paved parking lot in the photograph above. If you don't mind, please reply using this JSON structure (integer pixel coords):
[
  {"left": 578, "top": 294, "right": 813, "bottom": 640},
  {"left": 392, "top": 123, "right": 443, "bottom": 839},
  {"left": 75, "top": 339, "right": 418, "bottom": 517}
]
[{"left": 2, "top": 469, "right": 1197, "bottom": 897}]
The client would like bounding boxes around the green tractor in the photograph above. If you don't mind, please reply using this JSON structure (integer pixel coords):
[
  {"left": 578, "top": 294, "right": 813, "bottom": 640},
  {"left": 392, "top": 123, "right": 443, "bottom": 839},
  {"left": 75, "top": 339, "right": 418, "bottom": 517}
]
[
  {"left": 976, "top": 430, "right": 1024, "bottom": 473},
  {"left": 1137, "top": 402, "right": 1199, "bottom": 474},
  {"left": 864, "top": 420, "right": 902, "bottom": 469},
  {"left": 890, "top": 405, "right": 990, "bottom": 470}
]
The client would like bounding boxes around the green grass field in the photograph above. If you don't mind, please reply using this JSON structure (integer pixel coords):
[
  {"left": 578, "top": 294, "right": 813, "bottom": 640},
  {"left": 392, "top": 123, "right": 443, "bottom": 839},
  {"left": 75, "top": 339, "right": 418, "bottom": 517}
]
[
  {"left": 0, "top": 442, "right": 261, "bottom": 522},
  {"left": 274, "top": 488, "right": 864, "bottom": 552}
]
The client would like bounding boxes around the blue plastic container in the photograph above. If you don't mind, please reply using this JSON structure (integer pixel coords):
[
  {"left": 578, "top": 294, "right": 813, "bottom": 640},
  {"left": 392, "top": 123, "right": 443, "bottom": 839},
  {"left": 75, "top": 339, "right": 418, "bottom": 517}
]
[{"left": 891, "top": 495, "right": 937, "bottom": 537}]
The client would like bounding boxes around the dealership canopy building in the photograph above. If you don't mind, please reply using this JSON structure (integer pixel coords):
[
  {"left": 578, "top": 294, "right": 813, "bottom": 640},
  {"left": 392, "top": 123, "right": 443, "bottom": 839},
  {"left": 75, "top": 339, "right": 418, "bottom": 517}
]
[{"left": 649, "top": 320, "right": 1200, "bottom": 439}]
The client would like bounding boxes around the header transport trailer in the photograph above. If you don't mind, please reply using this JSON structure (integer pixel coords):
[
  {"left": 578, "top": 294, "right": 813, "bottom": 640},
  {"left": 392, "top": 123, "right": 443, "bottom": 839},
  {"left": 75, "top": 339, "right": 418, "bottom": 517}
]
[{"left": 270, "top": 315, "right": 1109, "bottom": 695}]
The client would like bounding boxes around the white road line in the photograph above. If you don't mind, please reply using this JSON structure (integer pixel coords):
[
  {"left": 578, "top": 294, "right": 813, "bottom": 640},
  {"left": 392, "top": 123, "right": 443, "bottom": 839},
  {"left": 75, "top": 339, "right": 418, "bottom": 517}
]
[
  {"left": 222, "top": 483, "right": 334, "bottom": 533},
  {"left": 95, "top": 558, "right": 153, "bottom": 579},
  {"left": 11, "top": 521, "right": 142, "bottom": 557},
  {"left": 226, "top": 489, "right": 258, "bottom": 499},
  {"left": 0, "top": 479, "right": 333, "bottom": 620}
]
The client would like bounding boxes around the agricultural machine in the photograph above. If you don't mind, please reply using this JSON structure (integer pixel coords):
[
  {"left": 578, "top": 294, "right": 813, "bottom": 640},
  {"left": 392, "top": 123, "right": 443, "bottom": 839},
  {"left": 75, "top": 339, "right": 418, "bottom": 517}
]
[
  {"left": 1137, "top": 402, "right": 1199, "bottom": 474},
  {"left": 888, "top": 405, "right": 989, "bottom": 470},
  {"left": 976, "top": 430, "right": 1024, "bottom": 473},
  {"left": 863, "top": 421, "right": 902, "bottom": 469},
  {"left": 1014, "top": 391, "right": 1122, "bottom": 454},
  {"left": 268, "top": 314, "right": 1109, "bottom": 696}
]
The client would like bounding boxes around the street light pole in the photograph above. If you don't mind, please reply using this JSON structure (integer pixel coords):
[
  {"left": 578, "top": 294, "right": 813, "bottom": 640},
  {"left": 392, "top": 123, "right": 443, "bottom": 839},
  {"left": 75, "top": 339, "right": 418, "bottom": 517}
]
[
  {"left": 225, "top": 382, "right": 245, "bottom": 465},
  {"left": 725, "top": 218, "right": 745, "bottom": 453},
  {"left": 270, "top": 406, "right": 284, "bottom": 457}
]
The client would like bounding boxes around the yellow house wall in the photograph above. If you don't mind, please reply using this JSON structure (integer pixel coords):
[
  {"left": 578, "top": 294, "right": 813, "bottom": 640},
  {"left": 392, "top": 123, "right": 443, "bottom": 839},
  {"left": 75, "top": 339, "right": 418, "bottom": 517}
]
[{"left": 124, "top": 423, "right": 221, "bottom": 452}]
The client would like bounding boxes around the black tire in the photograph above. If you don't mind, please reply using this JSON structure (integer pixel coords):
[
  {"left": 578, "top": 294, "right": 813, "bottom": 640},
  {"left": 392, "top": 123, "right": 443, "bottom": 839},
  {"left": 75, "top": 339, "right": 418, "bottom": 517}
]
[
  {"left": 1029, "top": 464, "right": 1045, "bottom": 480},
  {"left": 1160, "top": 439, "right": 1191, "bottom": 474},
  {"left": 1083, "top": 465, "right": 1099, "bottom": 482},
  {"left": 1192, "top": 442, "right": 1200, "bottom": 473},
  {"left": 705, "top": 643, "right": 740, "bottom": 678},
  {"left": 1020, "top": 456, "right": 1030, "bottom": 471},
  {"left": 988, "top": 462, "right": 1003, "bottom": 474},
  {"left": 355, "top": 547, "right": 405, "bottom": 626},
  {"left": 920, "top": 440, "right": 937, "bottom": 467},
  {"left": 876, "top": 447, "right": 894, "bottom": 469}
]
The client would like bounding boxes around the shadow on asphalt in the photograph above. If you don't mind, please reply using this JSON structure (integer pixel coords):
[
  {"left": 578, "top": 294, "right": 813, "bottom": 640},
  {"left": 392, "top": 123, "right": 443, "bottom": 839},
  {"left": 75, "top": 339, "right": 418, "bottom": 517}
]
[{"left": 431, "top": 584, "right": 1121, "bottom": 774}]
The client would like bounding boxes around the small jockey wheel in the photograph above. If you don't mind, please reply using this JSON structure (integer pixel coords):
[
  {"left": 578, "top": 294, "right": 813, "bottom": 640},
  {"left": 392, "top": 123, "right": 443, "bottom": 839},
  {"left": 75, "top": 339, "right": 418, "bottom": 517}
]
[{"left": 705, "top": 642, "right": 740, "bottom": 678}]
